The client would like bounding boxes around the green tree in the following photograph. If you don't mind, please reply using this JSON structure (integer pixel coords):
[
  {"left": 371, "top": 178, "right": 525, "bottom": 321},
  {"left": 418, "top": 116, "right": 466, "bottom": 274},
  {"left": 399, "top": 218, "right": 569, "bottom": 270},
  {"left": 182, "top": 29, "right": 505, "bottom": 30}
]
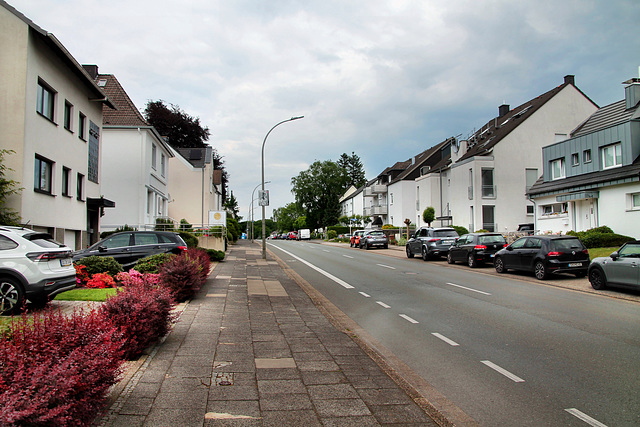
[
  {"left": 337, "top": 152, "right": 367, "bottom": 188},
  {"left": 0, "top": 150, "right": 22, "bottom": 225},
  {"left": 293, "top": 216, "right": 307, "bottom": 230},
  {"left": 291, "top": 160, "right": 350, "bottom": 230},
  {"left": 273, "top": 202, "right": 303, "bottom": 232},
  {"left": 224, "top": 191, "right": 240, "bottom": 220},
  {"left": 423, "top": 207, "right": 435, "bottom": 226}
]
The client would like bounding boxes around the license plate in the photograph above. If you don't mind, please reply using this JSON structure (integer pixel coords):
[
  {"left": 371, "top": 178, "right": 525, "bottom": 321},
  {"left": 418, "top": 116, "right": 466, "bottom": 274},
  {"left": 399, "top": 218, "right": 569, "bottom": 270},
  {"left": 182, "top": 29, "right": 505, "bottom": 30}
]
[
  {"left": 60, "top": 258, "right": 72, "bottom": 267},
  {"left": 568, "top": 262, "right": 582, "bottom": 267},
  {"left": 443, "top": 240, "right": 453, "bottom": 245}
]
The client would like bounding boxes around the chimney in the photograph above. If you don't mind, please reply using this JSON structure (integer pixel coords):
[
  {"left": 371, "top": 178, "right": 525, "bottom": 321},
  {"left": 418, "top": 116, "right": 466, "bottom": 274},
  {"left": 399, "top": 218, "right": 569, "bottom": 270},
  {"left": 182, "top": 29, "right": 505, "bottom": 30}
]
[
  {"left": 623, "top": 77, "right": 640, "bottom": 110},
  {"left": 498, "top": 104, "right": 510, "bottom": 118},
  {"left": 82, "top": 64, "right": 99, "bottom": 79},
  {"left": 564, "top": 75, "right": 575, "bottom": 85}
]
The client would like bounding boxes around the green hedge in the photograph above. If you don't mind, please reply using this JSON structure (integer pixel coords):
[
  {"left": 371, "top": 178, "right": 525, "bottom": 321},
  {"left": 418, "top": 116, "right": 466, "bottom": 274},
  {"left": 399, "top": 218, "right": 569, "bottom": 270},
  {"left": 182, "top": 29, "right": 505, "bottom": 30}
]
[
  {"left": 133, "top": 253, "right": 174, "bottom": 274},
  {"left": 74, "top": 256, "right": 123, "bottom": 277},
  {"left": 178, "top": 231, "right": 199, "bottom": 248},
  {"left": 566, "top": 226, "right": 635, "bottom": 249},
  {"left": 327, "top": 226, "right": 350, "bottom": 235}
]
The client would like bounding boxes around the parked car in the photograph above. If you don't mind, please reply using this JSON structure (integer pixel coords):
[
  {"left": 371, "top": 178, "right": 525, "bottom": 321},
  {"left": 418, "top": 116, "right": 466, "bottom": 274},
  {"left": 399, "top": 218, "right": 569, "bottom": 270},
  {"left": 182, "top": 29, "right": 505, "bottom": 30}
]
[
  {"left": 517, "top": 223, "right": 535, "bottom": 235},
  {"left": 359, "top": 230, "right": 389, "bottom": 250},
  {"left": 406, "top": 227, "right": 459, "bottom": 260},
  {"left": 350, "top": 230, "right": 366, "bottom": 248},
  {"left": 286, "top": 231, "right": 298, "bottom": 240},
  {"left": 0, "top": 226, "right": 76, "bottom": 314},
  {"left": 73, "top": 231, "right": 187, "bottom": 270},
  {"left": 493, "top": 235, "right": 590, "bottom": 280},
  {"left": 447, "top": 233, "right": 508, "bottom": 267},
  {"left": 588, "top": 241, "right": 640, "bottom": 290},
  {"left": 297, "top": 229, "right": 311, "bottom": 240}
]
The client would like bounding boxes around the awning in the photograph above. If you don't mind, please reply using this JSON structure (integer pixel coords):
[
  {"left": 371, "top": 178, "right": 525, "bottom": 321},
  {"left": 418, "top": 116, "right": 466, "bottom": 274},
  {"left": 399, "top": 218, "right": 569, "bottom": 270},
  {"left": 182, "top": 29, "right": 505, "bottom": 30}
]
[
  {"left": 88, "top": 197, "right": 116, "bottom": 208},
  {"left": 556, "top": 191, "right": 599, "bottom": 202}
]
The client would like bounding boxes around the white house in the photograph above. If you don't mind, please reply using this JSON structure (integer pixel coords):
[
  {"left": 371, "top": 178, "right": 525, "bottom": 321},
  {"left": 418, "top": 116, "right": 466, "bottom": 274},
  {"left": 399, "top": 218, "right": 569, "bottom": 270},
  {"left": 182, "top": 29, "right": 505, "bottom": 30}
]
[
  {"left": 528, "top": 77, "right": 640, "bottom": 238},
  {"left": 415, "top": 143, "right": 453, "bottom": 228},
  {"left": 448, "top": 75, "right": 599, "bottom": 233},
  {"left": 87, "top": 69, "right": 174, "bottom": 232},
  {"left": 0, "top": 2, "right": 114, "bottom": 248}
]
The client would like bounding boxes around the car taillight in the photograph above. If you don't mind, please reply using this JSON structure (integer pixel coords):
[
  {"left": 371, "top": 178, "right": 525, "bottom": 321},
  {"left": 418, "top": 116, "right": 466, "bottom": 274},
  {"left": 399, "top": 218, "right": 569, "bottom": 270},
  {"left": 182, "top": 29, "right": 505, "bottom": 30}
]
[
  {"left": 26, "top": 251, "right": 68, "bottom": 262},
  {"left": 474, "top": 245, "right": 487, "bottom": 250},
  {"left": 582, "top": 249, "right": 589, "bottom": 255},
  {"left": 178, "top": 246, "right": 188, "bottom": 252},
  {"left": 503, "top": 244, "right": 509, "bottom": 248},
  {"left": 428, "top": 238, "right": 440, "bottom": 242},
  {"left": 547, "top": 251, "right": 562, "bottom": 257}
]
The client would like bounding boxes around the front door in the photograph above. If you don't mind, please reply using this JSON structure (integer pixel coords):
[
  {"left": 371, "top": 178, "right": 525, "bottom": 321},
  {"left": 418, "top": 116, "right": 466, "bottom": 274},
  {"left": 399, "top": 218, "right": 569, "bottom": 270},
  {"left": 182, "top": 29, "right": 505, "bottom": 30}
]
[{"left": 575, "top": 199, "right": 598, "bottom": 231}]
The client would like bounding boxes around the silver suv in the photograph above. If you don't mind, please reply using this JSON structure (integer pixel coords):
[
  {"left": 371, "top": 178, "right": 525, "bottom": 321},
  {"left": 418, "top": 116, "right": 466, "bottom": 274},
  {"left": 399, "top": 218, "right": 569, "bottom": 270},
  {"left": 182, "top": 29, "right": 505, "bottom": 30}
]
[
  {"left": 406, "top": 227, "right": 459, "bottom": 260},
  {"left": 0, "top": 226, "right": 76, "bottom": 315}
]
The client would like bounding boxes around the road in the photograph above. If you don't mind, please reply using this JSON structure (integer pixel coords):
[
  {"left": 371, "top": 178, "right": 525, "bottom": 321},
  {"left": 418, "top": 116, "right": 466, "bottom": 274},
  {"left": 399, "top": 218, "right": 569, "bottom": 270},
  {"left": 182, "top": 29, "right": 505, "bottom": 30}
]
[{"left": 267, "top": 240, "right": 640, "bottom": 427}]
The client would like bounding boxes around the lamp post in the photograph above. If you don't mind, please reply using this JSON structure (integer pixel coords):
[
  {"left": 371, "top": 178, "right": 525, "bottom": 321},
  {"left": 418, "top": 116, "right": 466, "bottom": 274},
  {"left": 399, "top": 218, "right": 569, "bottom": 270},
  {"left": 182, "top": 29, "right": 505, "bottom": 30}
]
[
  {"left": 250, "top": 181, "right": 270, "bottom": 241},
  {"left": 261, "top": 116, "right": 304, "bottom": 259}
]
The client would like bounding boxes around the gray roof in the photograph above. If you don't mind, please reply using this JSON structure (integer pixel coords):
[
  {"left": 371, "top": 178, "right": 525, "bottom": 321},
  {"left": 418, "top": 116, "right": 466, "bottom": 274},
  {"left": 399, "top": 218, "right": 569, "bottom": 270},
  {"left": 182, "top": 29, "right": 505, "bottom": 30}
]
[{"left": 572, "top": 100, "right": 636, "bottom": 137}]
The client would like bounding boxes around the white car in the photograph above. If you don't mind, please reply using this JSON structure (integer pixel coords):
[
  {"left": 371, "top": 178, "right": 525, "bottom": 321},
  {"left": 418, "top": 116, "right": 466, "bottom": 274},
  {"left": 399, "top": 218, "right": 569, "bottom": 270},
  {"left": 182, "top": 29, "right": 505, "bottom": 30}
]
[{"left": 0, "top": 226, "right": 76, "bottom": 315}]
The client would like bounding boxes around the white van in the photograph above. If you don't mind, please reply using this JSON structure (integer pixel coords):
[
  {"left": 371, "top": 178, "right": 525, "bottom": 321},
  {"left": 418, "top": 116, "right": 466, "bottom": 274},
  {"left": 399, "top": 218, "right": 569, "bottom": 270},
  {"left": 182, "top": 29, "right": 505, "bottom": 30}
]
[{"left": 297, "top": 229, "right": 311, "bottom": 240}]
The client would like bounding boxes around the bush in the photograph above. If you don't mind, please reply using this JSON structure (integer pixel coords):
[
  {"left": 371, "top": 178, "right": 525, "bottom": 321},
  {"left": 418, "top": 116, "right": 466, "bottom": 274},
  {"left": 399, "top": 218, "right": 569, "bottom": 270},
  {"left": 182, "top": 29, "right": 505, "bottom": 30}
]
[
  {"left": 451, "top": 225, "right": 469, "bottom": 236},
  {"left": 203, "top": 248, "right": 225, "bottom": 262},
  {"left": 0, "top": 309, "right": 124, "bottom": 426},
  {"left": 159, "top": 250, "right": 210, "bottom": 302},
  {"left": 100, "top": 280, "right": 175, "bottom": 360},
  {"left": 133, "top": 253, "right": 174, "bottom": 274},
  {"left": 74, "top": 256, "right": 123, "bottom": 277},
  {"left": 85, "top": 272, "right": 116, "bottom": 289},
  {"left": 581, "top": 232, "right": 634, "bottom": 249},
  {"left": 179, "top": 231, "right": 198, "bottom": 248},
  {"left": 327, "top": 230, "right": 337, "bottom": 240},
  {"left": 327, "top": 226, "right": 349, "bottom": 235}
]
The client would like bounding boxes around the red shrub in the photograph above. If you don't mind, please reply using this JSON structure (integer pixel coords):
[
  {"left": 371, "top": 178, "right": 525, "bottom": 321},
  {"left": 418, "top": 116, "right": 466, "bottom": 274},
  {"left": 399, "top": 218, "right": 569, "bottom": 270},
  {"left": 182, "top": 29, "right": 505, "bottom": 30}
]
[
  {"left": 0, "top": 309, "right": 124, "bottom": 426},
  {"left": 159, "top": 251, "right": 208, "bottom": 302},
  {"left": 187, "top": 247, "right": 211, "bottom": 284},
  {"left": 85, "top": 272, "right": 116, "bottom": 289},
  {"left": 74, "top": 264, "right": 90, "bottom": 287},
  {"left": 100, "top": 281, "right": 175, "bottom": 360}
]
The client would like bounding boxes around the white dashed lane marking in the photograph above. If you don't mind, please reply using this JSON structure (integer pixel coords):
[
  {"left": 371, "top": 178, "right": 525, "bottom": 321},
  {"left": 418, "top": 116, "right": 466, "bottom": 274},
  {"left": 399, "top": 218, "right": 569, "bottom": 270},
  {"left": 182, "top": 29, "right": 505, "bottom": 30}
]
[
  {"left": 432, "top": 333, "right": 460, "bottom": 346},
  {"left": 481, "top": 360, "right": 525, "bottom": 383}
]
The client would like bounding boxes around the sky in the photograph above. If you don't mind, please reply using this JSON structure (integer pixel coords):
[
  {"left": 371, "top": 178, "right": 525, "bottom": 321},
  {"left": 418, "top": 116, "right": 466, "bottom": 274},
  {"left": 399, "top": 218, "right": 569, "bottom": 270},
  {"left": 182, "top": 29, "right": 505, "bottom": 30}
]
[{"left": 10, "top": 0, "right": 640, "bottom": 223}]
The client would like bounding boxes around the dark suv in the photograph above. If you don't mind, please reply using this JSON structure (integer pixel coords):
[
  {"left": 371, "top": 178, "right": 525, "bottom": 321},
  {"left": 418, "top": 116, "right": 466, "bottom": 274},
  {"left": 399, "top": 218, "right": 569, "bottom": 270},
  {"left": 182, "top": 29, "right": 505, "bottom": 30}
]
[
  {"left": 493, "top": 235, "right": 590, "bottom": 280},
  {"left": 406, "top": 227, "right": 459, "bottom": 260},
  {"left": 73, "top": 231, "right": 187, "bottom": 270}
]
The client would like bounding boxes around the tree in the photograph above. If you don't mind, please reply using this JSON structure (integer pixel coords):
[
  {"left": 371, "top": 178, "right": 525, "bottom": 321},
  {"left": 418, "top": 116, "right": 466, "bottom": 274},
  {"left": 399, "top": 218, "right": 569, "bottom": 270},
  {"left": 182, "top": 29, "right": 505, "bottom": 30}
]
[
  {"left": 423, "top": 207, "right": 435, "bottom": 226},
  {"left": 291, "top": 160, "right": 349, "bottom": 230},
  {"left": 273, "top": 202, "right": 303, "bottom": 232},
  {"left": 0, "top": 150, "right": 22, "bottom": 225},
  {"left": 144, "top": 100, "right": 210, "bottom": 148},
  {"left": 337, "top": 152, "right": 367, "bottom": 188},
  {"left": 224, "top": 191, "right": 240, "bottom": 220},
  {"left": 293, "top": 216, "right": 307, "bottom": 230}
]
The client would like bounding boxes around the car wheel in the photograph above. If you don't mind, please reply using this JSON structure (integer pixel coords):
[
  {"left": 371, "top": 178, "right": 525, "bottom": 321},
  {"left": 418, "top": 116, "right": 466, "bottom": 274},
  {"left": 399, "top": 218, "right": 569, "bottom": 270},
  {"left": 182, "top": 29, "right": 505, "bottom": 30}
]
[
  {"left": 349, "top": 241, "right": 353, "bottom": 247},
  {"left": 494, "top": 257, "right": 505, "bottom": 274},
  {"left": 366, "top": 243, "right": 370, "bottom": 250},
  {"left": 0, "top": 276, "right": 25, "bottom": 315},
  {"left": 421, "top": 246, "right": 429, "bottom": 261},
  {"left": 468, "top": 254, "right": 478, "bottom": 268},
  {"left": 447, "top": 252, "right": 455, "bottom": 264},
  {"left": 406, "top": 246, "right": 414, "bottom": 258},
  {"left": 534, "top": 261, "right": 547, "bottom": 280},
  {"left": 589, "top": 268, "right": 607, "bottom": 290}
]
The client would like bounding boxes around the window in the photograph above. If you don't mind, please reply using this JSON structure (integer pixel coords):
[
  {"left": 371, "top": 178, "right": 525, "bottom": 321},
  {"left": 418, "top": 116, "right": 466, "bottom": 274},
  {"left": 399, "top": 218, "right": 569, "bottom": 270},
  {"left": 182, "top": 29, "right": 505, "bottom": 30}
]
[
  {"left": 525, "top": 168, "right": 538, "bottom": 192},
  {"left": 151, "top": 144, "right": 157, "bottom": 169},
  {"left": 628, "top": 193, "right": 640, "bottom": 211},
  {"left": 78, "top": 113, "right": 86, "bottom": 140},
  {"left": 571, "top": 153, "right": 579, "bottom": 166},
  {"left": 34, "top": 155, "right": 53, "bottom": 194},
  {"left": 602, "top": 143, "right": 622, "bottom": 169},
  {"left": 0, "top": 235, "right": 19, "bottom": 250},
  {"left": 482, "top": 205, "right": 495, "bottom": 232},
  {"left": 583, "top": 149, "right": 592, "bottom": 163},
  {"left": 551, "top": 158, "right": 565, "bottom": 180},
  {"left": 62, "top": 167, "right": 71, "bottom": 197},
  {"left": 64, "top": 101, "right": 73, "bottom": 131},
  {"left": 161, "top": 153, "right": 166, "bottom": 177},
  {"left": 541, "top": 202, "right": 567, "bottom": 216},
  {"left": 36, "top": 79, "right": 55, "bottom": 121},
  {"left": 77, "top": 173, "right": 84, "bottom": 201},
  {"left": 416, "top": 186, "right": 420, "bottom": 211},
  {"left": 88, "top": 121, "right": 99, "bottom": 183},
  {"left": 468, "top": 168, "right": 473, "bottom": 199},
  {"left": 390, "top": 193, "right": 394, "bottom": 205},
  {"left": 526, "top": 205, "right": 534, "bottom": 215},
  {"left": 100, "top": 233, "right": 132, "bottom": 249},
  {"left": 481, "top": 168, "right": 495, "bottom": 198},
  {"left": 147, "top": 190, "right": 153, "bottom": 214}
]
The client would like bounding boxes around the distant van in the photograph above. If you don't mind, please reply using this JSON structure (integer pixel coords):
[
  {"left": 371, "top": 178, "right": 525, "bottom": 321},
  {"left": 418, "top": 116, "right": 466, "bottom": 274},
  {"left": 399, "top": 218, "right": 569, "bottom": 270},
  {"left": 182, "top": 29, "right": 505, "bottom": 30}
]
[{"left": 297, "top": 229, "right": 311, "bottom": 240}]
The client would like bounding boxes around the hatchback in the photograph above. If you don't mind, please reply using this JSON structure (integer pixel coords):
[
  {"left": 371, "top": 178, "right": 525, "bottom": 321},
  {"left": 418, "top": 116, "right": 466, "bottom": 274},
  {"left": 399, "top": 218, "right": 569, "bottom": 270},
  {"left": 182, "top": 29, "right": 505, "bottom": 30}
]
[
  {"left": 447, "top": 233, "right": 508, "bottom": 267},
  {"left": 0, "top": 226, "right": 76, "bottom": 314},
  {"left": 350, "top": 230, "right": 366, "bottom": 248},
  {"left": 494, "top": 235, "right": 590, "bottom": 280},
  {"left": 73, "top": 231, "right": 187, "bottom": 270},
  {"left": 588, "top": 241, "right": 640, "bottom": 290}
]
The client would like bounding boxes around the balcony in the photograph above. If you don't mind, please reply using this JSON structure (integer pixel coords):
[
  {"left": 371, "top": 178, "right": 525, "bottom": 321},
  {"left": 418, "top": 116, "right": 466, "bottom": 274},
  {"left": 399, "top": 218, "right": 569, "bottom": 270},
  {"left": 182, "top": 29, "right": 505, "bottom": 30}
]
[
  {"left": 364, "top": 184, "right": 387, "bottom": 197},
  {"left": 364, "top": 205, "right": 388, "bottom": 216}
]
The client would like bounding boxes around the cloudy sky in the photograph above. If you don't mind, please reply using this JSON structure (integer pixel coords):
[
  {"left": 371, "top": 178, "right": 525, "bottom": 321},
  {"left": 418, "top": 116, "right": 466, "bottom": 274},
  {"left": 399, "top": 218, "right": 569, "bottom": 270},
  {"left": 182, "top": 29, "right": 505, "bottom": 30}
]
[{"left": 11, "top": 0, "right": 640, "bottom": 222}]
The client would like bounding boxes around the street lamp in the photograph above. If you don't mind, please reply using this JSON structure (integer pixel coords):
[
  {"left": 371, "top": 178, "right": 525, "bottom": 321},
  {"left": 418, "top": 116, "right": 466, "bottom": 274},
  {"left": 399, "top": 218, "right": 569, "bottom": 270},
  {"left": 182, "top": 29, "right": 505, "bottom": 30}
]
[
  {"left": 250, "top": 181, "right": 270, "bottom": 241},
  {"left": 261, "top": 116, "right": 304, "bottom": 259}
]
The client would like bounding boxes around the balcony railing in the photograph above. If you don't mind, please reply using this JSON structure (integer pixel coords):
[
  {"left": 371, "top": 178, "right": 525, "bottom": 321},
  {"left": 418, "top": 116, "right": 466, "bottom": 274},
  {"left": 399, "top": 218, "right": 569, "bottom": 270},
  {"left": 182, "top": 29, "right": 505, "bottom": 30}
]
[
  {"left": 482, "top": 185, "right": 496, "bottom": 198},
  {"left": 364, "top": 184, "right": 387, "bottom": 197},
  {"left": 364, "top": 205, "right": 388, "bottom": 216}
]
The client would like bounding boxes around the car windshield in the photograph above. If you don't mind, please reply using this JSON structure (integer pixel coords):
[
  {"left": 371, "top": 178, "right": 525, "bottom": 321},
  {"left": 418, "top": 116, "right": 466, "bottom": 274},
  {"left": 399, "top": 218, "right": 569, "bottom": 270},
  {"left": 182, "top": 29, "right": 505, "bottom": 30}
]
[
  {"left": 479, "top": 235, "right": 506, "bottom": 245},
  {"left": 618, "top": 243, "right": 640, "bottom": 258},
  {"left": 550, "top": 238, "right": 584, "bottom": 251},
  {"left": 368, "top": 231, "right": 385, "bottom": 237},
  {"left": 434, "top": 230, "right": 458, "bottom": 238}
]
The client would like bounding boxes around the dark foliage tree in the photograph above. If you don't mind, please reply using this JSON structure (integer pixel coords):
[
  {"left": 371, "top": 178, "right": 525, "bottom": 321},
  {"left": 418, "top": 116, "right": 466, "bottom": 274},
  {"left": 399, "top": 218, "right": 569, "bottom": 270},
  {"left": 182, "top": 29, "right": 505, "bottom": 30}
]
[
  {"left": 337, "top": 152, "right": 367, "bottom": 189},
  {"left": 273, "top": 202, "right": 304, "bottom": 232},
  {"left": 224, "top": 191, "right": 240, "bottom": 220},
  {"left": 144, "top": 100, "right": 210, "bottom": 148},
  {"left": 291, "top": 160, "right": 349, "bottom": 230}
]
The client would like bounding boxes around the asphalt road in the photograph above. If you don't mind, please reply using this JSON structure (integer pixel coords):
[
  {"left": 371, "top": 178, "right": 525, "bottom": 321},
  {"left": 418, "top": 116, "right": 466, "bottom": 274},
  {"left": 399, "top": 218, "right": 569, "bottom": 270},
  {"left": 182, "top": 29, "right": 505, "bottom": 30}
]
[{"left": 267, "top": 240, "right": 640, "bottom": 427}]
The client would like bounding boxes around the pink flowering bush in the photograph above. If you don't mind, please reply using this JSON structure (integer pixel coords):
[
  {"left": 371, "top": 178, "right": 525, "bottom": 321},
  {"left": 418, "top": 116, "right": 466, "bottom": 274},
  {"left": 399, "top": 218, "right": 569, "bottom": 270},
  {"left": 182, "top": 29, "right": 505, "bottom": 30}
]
[
  {"left": 115, "top": 270, "right": 160, "bottom": 287},
  {"left": 85, "top": 272, "right": 116, "bottom": 289}
]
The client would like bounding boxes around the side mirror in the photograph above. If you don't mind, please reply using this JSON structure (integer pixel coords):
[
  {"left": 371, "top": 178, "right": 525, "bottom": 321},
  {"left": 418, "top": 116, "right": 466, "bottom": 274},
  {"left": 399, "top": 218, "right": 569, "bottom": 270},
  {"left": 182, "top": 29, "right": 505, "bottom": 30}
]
[
  {"left": 98, "top": 246, "right": 107, "bottom": 252},
  {"left": 410, "top": 234, "right": 415, "bottom": 239},
  {"left": 506, "top": 245, "right": 513, "bottom": 251},
  {"left": 610, "top": 251, "right": 619, "bottom": 261}
]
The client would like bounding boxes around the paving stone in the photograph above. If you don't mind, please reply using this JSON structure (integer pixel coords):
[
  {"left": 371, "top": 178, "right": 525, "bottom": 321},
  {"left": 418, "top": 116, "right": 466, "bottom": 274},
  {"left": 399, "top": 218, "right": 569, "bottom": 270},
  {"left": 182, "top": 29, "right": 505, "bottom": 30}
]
[
  {"left": 261, "top": 410, "right": 322, "bottom": 427},
  {"left": 118, "top": 397, "right": 154, "bottom": 416},
  {"left": 259, "top": 393, "right": 313, "bottom": 411},
  {"left": 369, "top": 403, "right": 437, "bottom": 424},
  {"left": 313, "top": 398, "right": 372, "bottom": 417},
  {"left": 153, "top": 389, "right": 209, "bottom": 409},
  {"left": 208, "top": 385, "right": 260, "bottom": 401},
  {"left": 144, "top": 407, "right": 204, "bottom": 427},
  {"left": 300, "top": 371, "right": 349, "bottom": 386},
  {"left": 257, "top": 379, "right": 306, "bottom": 395},
  {"left": 320, "top": 416, "right": 381, "bottom": 426},
  {"left": 308, "top": 384, "right": 359, "bottom": 400}
]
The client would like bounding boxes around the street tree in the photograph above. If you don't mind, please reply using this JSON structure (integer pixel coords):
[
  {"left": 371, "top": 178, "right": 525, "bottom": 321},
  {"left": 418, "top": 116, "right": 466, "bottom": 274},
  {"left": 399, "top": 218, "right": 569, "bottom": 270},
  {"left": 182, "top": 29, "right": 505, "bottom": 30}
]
[
  {"left": 224, "top": 191, "right": 240, "bottom": 220},
  {"left": 423, "top": 206, "right": 435, "bottom": 226},
  {"left": 273, "top": 202, "right": 303, "bottom": 232},
  {"left": 0, "top": 149, "right": 22, "bottom": 226},
  {"left": 291, "top": 160, "right": 349, "bottom": 230},
  {"left": 337, "top": 152, "right": 367, "bottom": 188}
]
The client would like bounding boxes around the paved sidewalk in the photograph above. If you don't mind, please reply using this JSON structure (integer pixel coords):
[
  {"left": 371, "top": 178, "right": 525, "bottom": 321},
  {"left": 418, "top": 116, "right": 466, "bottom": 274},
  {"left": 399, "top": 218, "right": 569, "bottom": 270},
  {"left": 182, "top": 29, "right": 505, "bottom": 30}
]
[{"left": 99, "top": 239, "right": 438, "bottom": 426}]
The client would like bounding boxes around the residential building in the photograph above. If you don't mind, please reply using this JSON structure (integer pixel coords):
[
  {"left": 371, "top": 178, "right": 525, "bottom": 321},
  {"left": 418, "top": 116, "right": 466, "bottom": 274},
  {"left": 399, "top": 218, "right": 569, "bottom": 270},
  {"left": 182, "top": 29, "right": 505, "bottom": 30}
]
[
  {"left": 0, "top": 2, "right": 114, "bottom": 248},
  {"left": 168, "top": 146, "right": 223, "bottom": 229},
  {"left": 448, "top": 76, "right": 599, "bottom": 233},
  {"left": 362, "top": 160, "right": 411, "bottom": 227},
  {"left": 86, "top": 69, "right": 174, "bottom": 232},
  {"left": 528, "top": 77, "right": 640, "bottom": 238}
]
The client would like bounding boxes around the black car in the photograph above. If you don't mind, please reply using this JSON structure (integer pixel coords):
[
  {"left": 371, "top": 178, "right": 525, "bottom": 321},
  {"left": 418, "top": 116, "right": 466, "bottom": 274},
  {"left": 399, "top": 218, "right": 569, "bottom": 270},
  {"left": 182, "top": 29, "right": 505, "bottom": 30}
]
[
  {"left": 359, "top": 230, "right": 389, "bottom": 249},
  {"left": 73, "top": 231, "right": 188, "bottom": 270},
  {"left": 494, "top": 235, "right": 590, "bottom": 280},
  {"left": 406, "top": 227, "right": 459, "bottom": 260},
  {"left": 447, "top": 233, "right": 507, "bottom": 267}
]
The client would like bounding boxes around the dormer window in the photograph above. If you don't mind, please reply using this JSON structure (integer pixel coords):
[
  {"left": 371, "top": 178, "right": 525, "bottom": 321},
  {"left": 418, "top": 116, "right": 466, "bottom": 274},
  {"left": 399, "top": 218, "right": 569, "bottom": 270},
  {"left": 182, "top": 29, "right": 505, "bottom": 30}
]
[
  {"left": 551, "top": 158, "right": 565, "bottom": 180},
  {"left": 602, "top": 143, "right": 622, "bottom": 169}
]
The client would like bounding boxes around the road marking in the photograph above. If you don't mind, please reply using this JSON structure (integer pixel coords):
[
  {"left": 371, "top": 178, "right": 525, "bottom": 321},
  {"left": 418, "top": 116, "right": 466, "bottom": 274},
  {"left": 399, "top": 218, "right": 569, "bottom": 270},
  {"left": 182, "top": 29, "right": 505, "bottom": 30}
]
[
  {"left": 399, "top": 314, "right": 419, "bottom": 324},
  {"left": 359, "top": 292, "right": 371, "bottom": 298},
  {"left": 446, "top": 282, "right": 491, "bottom": 295},
  {"left": 376, "top": 301, "right": 391, "bottom": 309},
  {"left": 269, "top": 244, "right": 354, "bottom": 289},
  {"left": 342, "top": 255, "right": 354, "bottom": 259},
  {"left": 323, "top": 250, "right": 330, "bottom": 253},
  {"left": 377, "top": 264, "right": 396, "bottom": 270},
  {"left": 564, "top": 409, "right": 608, "bottom": 427},
  {"left": 432, "top": 333, "right": 460, "bottom": 346},
  {"left": 481, "top": 361, "right": 525, "bottom": 382}
]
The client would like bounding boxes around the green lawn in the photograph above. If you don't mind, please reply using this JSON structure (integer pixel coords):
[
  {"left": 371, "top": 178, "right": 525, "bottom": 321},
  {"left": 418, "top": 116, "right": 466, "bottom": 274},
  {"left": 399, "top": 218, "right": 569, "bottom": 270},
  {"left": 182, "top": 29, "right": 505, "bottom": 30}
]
[
  {"left": 588, "top": 247, "right": 618, "bottom": 259},
  {"left": 54, "top": 288, "right": 118, "bottom": 302}
]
